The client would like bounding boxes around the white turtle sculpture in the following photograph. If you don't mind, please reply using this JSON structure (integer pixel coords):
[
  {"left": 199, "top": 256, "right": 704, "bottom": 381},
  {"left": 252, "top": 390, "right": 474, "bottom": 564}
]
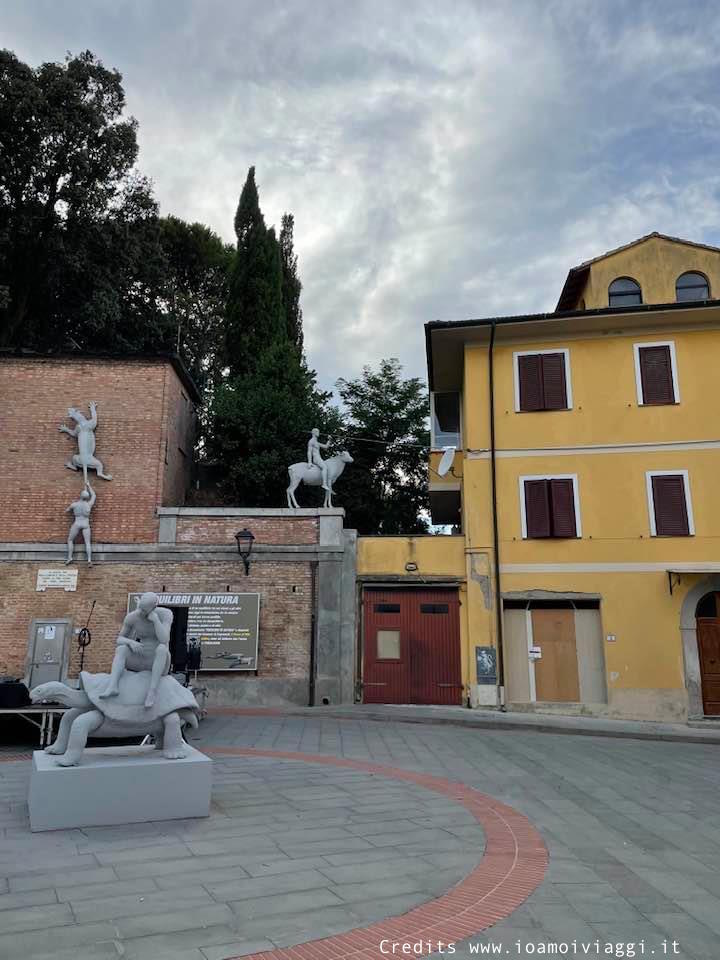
[{"left": 31, "top": 671, "right": 200, "bottom": 767}]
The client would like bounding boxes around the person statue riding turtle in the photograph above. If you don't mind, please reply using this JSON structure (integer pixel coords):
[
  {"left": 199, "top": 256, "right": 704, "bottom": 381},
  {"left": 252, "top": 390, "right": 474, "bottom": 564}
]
[{"left": 100, "top": 592, "right": 173, "bottom": 709}]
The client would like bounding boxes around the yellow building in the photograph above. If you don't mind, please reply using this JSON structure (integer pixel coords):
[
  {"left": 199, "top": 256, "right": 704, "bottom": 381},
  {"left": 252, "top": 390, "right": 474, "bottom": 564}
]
[{"left": 358, "top": 233, "right": 720, "bottom": 722}]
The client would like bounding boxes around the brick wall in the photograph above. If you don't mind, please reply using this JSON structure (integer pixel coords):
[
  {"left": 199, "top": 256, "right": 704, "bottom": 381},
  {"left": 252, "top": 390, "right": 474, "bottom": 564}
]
[
  {"left": 176, "top": 517, "right": 319, "bottom": 545},
  {"left": 161, "top": 368, "right": 196, "bottom": 508},
  {"left": 0, "top": 358, "right": 195, "bottom": 544},
  {"left": 0, "top": 560, "right": 312, "bottom": 681}
]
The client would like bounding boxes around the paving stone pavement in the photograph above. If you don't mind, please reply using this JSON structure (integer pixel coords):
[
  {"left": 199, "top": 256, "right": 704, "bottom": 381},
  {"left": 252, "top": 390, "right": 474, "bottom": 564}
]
[{"left": 2, "top": 713, "right": 720, "bottom": 960}]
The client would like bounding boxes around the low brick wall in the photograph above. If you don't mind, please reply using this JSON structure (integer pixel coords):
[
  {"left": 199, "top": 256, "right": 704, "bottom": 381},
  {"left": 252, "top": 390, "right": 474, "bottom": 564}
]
[
  {"left": 0, "top": 560, "right": 312, "bottom": 682},
  {"left": 176, "top": 516, "right": 318, "bottom": 545}
]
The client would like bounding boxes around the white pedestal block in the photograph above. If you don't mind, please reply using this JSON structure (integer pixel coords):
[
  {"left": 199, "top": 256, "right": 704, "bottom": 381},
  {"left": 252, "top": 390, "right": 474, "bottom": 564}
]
[{"left": 29, "top": 745, "right": 212, "bottom": 832}]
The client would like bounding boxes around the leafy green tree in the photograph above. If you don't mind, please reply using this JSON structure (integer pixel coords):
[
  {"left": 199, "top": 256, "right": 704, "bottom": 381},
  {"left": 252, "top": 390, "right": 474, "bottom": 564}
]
[
  {"left": 158, "top": 216, "right": 233, "bottom": 390},
  {"left": 279, "top": 213, "right": 303, "bottom": 355},
  {"left": 335, "top": 359, "right": 430, "bottom": 534},
  {"left": 0, "top": 49, "right": 170, "bottom": 352}
]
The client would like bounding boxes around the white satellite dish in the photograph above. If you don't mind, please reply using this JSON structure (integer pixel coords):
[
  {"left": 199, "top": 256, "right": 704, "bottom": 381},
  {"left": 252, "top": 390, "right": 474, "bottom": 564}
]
[{"left": 436, "top": 445, "right": 456, "bottom": 477}]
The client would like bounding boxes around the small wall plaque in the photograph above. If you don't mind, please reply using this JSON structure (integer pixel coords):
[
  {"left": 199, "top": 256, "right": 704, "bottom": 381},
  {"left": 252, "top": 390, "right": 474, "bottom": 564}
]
[
  {"left": 36, "top": 569, "right": 78, "bottom": 592},
  {"left": 475, "top": 646, "right": 497, "bottom": 685}
]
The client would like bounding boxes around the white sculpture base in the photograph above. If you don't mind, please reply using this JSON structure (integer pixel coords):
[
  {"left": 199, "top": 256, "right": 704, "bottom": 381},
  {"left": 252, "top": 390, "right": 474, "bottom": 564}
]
[{"left": 29, "top": 744, "right": 212, "bottom": 832}]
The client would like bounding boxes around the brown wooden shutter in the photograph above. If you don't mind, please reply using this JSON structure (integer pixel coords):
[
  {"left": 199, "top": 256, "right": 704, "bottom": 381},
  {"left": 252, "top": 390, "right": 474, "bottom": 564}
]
[
  {"left": 550, "top": 478, "right": 577, "bottom": 537},
  {"left": 524, "top": 480, "right": 551, "bottom": 537},
  {"left": 518, "top": 355, "right": 543, "bottom": 411},
  {"left": 639, "top": 346, "right": 675, "bottom": 404},
  {"left": 652, "top": 475, "right": 690, "bottom": 536},
  {"left": 541, "top": 353, "right": 568, "bottom": 410}
]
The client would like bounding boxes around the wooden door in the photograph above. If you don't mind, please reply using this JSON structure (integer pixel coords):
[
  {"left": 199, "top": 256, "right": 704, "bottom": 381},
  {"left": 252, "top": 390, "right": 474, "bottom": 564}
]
[
  {"left": 532, "top": 608, "right": 580, "bottom": 702},
  {"left": 697, "top": 619, "right": 720, "bottom": 716},
  {"left": 408, "top": 592, "right": 462, "bottom": 705},
  {"left": 362, "top": 590, "right": 408, "bottom": 704},
  {"left": 362, "top": 589, "right": 461, "bottom": 705}
]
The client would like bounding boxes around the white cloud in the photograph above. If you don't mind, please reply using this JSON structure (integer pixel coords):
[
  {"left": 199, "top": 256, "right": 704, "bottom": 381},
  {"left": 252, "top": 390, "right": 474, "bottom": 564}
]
[{"left": 4, "top": 0, "right": 720, "bottom": 390}]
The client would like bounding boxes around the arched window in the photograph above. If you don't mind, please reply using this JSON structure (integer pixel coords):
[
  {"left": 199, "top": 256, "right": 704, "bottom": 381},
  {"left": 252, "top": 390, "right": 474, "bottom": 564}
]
[
  {"left": 608, "top": 277, "right": 642, "bottom": 307},
  {"left": 696, "top": 592, "right": 718, "bottom": 618},
  {"left": 676, "top": 271, "right": 709, "bottom": 302}
]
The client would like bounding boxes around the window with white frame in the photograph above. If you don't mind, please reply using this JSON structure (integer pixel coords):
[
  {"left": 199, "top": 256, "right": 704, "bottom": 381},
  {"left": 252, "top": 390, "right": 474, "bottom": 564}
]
[
  {"left": 633, "top": 341, "right": 680, "bottom": 405},
  {"left": 513, "top": 349, "right": 572, "bottom": 412},
  {"left": 519, "top": 474, "right": 582, "bottom": 539},
  {"left": 646, "top": 470, "right": 694, "bottom": 537}
]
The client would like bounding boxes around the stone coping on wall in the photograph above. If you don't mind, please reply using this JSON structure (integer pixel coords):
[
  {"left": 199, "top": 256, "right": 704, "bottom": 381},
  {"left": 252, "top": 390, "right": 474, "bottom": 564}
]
[
  {"left": 0, "top": 543, "right": 346, "bottom": 563},
  {"left": 156, "top": 507, "right": 346, "bottom": 517}
]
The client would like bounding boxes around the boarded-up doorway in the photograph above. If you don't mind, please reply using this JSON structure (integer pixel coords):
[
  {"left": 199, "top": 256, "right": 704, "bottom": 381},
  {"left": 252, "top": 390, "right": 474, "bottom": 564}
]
[
  {"left": 362, "top": 588, "right": 462, "bottom": 705},
  {"left": 503, "top": 599, "right": 606, "bottom": 706},
  {"left": 532, "top": 608, "right": 580, "bottom": 702}
]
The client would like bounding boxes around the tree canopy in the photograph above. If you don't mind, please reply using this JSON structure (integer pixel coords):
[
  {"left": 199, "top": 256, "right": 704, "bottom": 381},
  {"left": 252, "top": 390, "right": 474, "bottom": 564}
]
[
  {"left": 335, "top": 359, "right": 430, "bottom": 534},
  {"left": 0, "top": 49, "right": 171, "bottom": 353},
  {"left": 0, "top": 49, "right": 431, "bottom": 532}
]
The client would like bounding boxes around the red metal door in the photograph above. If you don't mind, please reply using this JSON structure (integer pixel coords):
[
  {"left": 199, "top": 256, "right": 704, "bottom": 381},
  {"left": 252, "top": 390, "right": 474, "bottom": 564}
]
[{"left": 362, "top": 588, "right": 461, "bottom": 705}]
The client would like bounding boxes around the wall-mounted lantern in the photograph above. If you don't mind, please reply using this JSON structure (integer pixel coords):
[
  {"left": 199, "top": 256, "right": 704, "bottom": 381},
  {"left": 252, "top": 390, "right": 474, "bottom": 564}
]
[{"left": 234, "top": 528, "right": 255, "bottom": 576}]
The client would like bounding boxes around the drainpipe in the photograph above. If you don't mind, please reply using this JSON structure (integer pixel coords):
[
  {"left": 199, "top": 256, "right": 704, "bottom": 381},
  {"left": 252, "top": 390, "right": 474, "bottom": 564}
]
[{"left": 489, "top": 320, "right": 506, "bottom": 707}]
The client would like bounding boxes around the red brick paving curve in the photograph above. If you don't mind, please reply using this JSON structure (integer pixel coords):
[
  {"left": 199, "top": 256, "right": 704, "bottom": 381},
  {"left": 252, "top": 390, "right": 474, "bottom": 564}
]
[{"left": 206, "top": 746, "right": 549, "bottom": 960}]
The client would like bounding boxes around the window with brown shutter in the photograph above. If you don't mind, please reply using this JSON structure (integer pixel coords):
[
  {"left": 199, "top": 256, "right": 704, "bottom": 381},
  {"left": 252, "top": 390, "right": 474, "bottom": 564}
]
[
  {"left": 524, "top": 479, "right": 551, "bottom": 537},
  {"left": 523, "top": 477, "right": 578, "bottom": 538},
  {"left": 550, "top": 479, "right": 577, "bottom": 537},
  {"left": 637, "top": 344, "right": 676, "bottom": 404},
  {"left": 516, "top": 352, "right": 569, "bottom": 411},
  {"left": 651, "top": 474, "right": 691, "bottom": 536}
]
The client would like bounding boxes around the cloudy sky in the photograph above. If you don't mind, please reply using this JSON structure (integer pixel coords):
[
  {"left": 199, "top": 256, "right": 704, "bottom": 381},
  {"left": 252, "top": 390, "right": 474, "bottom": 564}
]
[{"left": 5, "top": 1, "right": 720, "bottom": 389}]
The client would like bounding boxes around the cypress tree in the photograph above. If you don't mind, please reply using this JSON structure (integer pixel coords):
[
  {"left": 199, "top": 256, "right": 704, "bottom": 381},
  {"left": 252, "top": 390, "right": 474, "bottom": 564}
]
[
  {"left": 209, "top": 167, "right": 338, "bottom": 504},
  {"left": 279, "top": 213, "right": 303, "bottom": 355},
  {"left": 223, "top": 167, "right": 284, "bottom": 374}
]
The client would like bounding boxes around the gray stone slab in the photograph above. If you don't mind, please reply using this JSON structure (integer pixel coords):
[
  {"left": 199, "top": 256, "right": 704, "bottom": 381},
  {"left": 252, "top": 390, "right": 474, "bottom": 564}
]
[
  {"left": 9, "top": 865, "right": 117, "bottom": 893},
  {"left": 94, "top": 841, "right": 194, "bottom": 865},
  {"left": 0, "top": 851, "right": 99, "bottom": 878},
  {"left": 0, "top": 901, "right": 74, "bottom": 934},
  {"left": 71, "top": 886, "right": 217, "bottom": 923},
  {"left": 56, "top": 875, "right": 158, "bottom": 903},
  {"left": 0, "top": 888, "right": 59, "bottom": 911},
  {"left": 228, "top": 887, "right": 343, "bottom": 920},
  {"left": 118, "top": 924, "right": 245, "bottom": 960},
  {"left": 333, "top": 874, "right": 429, "bottom": 903},
  {"left": 115, "top": 902, "right": 235, "bottom": 939},
  {"left": 319, "top": 856, "right": 433, "bottom": 884},
  {"left": 15, "top": 942, "right": 121, "bottom": 960},
  {"left": 200, "top": 941, "right": 275, "bottom": 960},
  {"left": 205, "top": 868, "right": 331, "bottom": 902},
  {"left": 29, "top": 746, "right": 212, "bottom": 831}
]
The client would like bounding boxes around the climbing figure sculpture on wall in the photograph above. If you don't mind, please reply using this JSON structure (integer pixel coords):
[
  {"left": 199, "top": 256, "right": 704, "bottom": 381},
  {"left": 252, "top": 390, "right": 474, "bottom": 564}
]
[
  {"left": 59, "top": 401, "right": 113, "bottom": 483},
  {"left": 65, "top": 482, "right": 96, "bottom": 565}
]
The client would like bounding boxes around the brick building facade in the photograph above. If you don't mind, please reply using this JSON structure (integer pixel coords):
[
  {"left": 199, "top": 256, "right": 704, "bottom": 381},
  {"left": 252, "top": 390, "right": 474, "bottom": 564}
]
[{"left": 0, "top": 356, "right": 356, "bottom": 706}]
